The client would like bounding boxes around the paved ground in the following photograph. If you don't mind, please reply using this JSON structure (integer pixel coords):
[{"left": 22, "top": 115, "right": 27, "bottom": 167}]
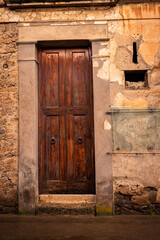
[{"left": 0, "top": 215, "right": 160, "bottom": 240}]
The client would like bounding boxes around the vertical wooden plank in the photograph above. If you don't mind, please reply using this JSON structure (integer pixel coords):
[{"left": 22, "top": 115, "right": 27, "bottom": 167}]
[
  {"left": 84, "top": 48, "right": 94, "bottom": 182},
  {"left": 59, "top": 115, "right": 66, "bottom": 181},
  {"left": 41, "top": 52, "right": 47, "bottom": 108},
  {"left": 66, "top": 114, "right": 74, "bottom": 181},
  {"left": 84, "top": 49, "right": 90, "bottom": 108},
  {"left": 48, "top": 116, "right": 60, "bottom": 180},
  {"left": 88, "top": 47, "right": 95, "bottom": 190},
  {"left": 42, "top": 52, "right": 48, "bottom": 188},
  {"left": 38, "top": 49, "right": 43, "bottom": 192},
  {"left": 59, "top": 50, "right": 65, "bottom": 107},
  {"left": 39, "top": 50, "right": 47, "bottom": 192},
  {"left": 74, "top": 115, "right": 87, "bottom": 180},
  {"left": 45, "top": 115, "right": 50, "bottom": 182},
  {"left": 59, "top": 50, "right": 66, "bottom": 181},
  {"left": 65, "top": 50, "right": 72, "bottom": 107}
]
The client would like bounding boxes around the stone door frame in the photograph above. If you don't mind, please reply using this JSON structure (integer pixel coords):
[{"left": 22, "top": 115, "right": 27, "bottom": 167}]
[{"left": 18, "top": 22, "right": 113, "bottom": 215}]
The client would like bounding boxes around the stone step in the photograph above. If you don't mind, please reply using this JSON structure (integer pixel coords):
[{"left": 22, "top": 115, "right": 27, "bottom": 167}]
[
  {"left": 36, "top": 203, "right": 96, "bottom": 215},
  {"left": 36, "top": 194, "right": 96, "bottom": 215}
]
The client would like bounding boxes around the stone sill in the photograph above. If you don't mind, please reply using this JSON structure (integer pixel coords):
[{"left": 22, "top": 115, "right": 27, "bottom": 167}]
[
  {"left": 39, "top": 194, "right": 96, "bottom": 204},
  {"left": 4, "top": 0, "right": 118, "bottom": 9},
  {"left": 106, "top": 107, "right": 160, "bottom": 114},
  {"left": 108, "top": 150, "right": 160, "bottom": 155}
]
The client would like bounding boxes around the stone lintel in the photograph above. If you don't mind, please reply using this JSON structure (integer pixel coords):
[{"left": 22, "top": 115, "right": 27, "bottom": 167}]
[{"left": 19, "top": 24, "right": 108, "bottom": 42}]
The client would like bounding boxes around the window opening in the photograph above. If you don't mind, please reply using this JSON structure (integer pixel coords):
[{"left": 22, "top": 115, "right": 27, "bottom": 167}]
[{"left": 125, "top": 70, "right": 148, "bottom": 90}]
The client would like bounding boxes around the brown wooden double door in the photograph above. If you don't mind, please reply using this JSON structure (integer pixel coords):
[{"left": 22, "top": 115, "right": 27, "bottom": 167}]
[{"left": 39, "top": 47, "right": 95, "bottom": 194}]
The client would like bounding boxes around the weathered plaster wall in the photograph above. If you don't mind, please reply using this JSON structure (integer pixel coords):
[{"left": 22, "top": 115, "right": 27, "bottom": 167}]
[
  {"left": 109, "top": 19, "right": 160, "bottom": 107},
  {"left": 111, "top": 110, "right": 160, "bottom": 214},
  {"left": 107, "top": 4, "right": 160, "bottom": 214},
  {"left": 0, "top": 23, "right": 18, "bottom": 213},
  {"left": 0, "top": 2, "right": 160, "bottom": 214}
]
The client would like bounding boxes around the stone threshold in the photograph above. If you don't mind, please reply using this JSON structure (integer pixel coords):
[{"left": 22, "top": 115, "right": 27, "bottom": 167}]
[
  {"left": 37, "top": 195, "right": 96, "bottom": 215},
  {"left": 39, "top": 194, "right": 96, "bottom": 204}
]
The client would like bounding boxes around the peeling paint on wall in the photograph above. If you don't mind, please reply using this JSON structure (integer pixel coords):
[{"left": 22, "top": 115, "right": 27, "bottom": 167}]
[
  {"left": 104, "top": 120, "right": 111, "bottom": 130},
  {"left": 97, "top": 60, "right": 109, "bottom": 81},
  {"left": 110, "top": 63, "right": 123, "bottom": 85},
  {"left": 115, "top": 93, "right": 148, "bottom": 107},
  {"left": 99, "top": 48, "right": 109, "bottom": 56},
  {"left": 139, "top": 41, "right": 159, "bottom": 65},
  {"left": 94, "top": 21, "right": 107, "bottom": 25},
  {"left": 93, "top": 61, "right": 99, "bottom": 68}
]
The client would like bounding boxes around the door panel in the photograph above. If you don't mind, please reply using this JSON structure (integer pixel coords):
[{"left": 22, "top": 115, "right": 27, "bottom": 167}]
[
  {"left": 46, "top": 53, "right": 59, "bottom": 107},
  {"left": 39, "top": 47, "right": 95, "bottom": 194},
  {"left": 72, "top": 51, "right": 87, "bottom": 107}
]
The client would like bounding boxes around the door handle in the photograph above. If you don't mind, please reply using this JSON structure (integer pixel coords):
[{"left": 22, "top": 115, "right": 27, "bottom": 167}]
[
  {"left": 50, "top": 137, "right": 56, "bottom": 145},
  {"left": 78, "top": 137, "right": 83, "bottom": 144}
]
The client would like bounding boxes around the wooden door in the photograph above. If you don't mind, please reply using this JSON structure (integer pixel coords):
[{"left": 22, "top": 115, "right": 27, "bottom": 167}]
[{"left": 38, "top": 47, "right": 95, "bottom": 194}]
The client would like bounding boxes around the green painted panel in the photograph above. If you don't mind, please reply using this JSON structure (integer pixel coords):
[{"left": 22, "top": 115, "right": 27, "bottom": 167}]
[{"left": 111, "top": 109, "right": 160, "bottom": 151}]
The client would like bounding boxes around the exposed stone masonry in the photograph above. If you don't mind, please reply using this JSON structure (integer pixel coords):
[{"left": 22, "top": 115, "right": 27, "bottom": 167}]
[
  {"left": 115, "top": 185, "right": 160, "bottom": 215},
  {"left": 0, "top": 23, "right": 18, "bottom": 213}
]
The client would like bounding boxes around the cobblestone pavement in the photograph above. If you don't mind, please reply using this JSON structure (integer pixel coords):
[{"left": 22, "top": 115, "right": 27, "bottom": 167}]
[{"left": 0, "top": 215, "right": 160, "bottom": 240}]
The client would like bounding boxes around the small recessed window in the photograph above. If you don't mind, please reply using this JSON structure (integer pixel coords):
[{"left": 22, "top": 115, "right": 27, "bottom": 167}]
[{"left": 125, "top": 70, "right": 148, "bottom": 89}]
